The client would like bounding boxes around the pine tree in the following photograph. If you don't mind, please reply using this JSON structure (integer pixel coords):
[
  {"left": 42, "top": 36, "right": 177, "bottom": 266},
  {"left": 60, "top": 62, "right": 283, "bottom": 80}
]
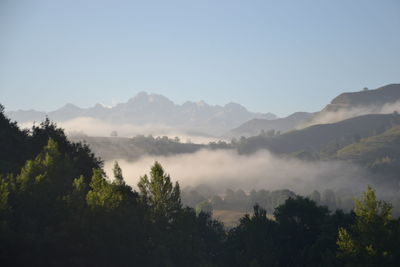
[
  {"left": 86, "top": 169, "right": 123, "bottom": 211},
  {"left": 112, "top": 161, "right": 124, "bottom": 185},
  {"left": 137, "top": 161, "right": 181, "bottom": 221},
  {"left": 337, "top": 186, "right": 394, "bottom": 266}
]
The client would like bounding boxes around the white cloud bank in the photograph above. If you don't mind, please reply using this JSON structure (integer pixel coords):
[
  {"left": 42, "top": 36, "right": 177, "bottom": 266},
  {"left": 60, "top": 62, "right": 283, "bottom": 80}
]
[
  {"left": 104, "top": 149, "right": 373, "bottom": 195},
  {"left": 302, "top": 101, "right": 400, "bottom": 128},
  {"left": 20, "top": 117, "right": 222, "bottom": 144}
]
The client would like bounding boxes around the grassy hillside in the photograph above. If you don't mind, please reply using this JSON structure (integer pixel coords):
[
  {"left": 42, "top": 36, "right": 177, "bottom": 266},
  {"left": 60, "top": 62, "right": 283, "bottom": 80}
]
[
  {"left": 337, "top": 125, "right": 400, "bottom": 160},
  {"left": 238, "top": 113, "right": 400, "bottom": 155},
  {"left": 336, "top": 125, "right": 400, "bottom": 176},
  {"left": 227, "top": 112, "right": 313, "bottom": 138},
  {"left": 323, "top": 84, "right": 400, "bottom": 112}
]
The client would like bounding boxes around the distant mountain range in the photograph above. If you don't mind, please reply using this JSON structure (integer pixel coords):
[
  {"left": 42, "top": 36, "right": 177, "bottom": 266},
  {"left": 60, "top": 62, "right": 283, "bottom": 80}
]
[
  {"left": 6, "top": 84, "right": 400, "bottom": 138},
  {"left": 6, "top": 92, "right": 276, "bottom": 136},
  {"left": 9, "top": 83, "right": 400, "bottom": 182}
]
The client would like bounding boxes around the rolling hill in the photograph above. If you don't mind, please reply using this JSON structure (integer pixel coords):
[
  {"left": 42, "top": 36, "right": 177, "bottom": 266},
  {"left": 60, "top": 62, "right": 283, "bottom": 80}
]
[
  {"left": 337, "top": 125, "right": 400, "bottom": 163},
  {"left": 226, "top": 112, "right": 313, "bottom": 138},
  {"left": 237, "top": 113, "right": 400, "bottom": 155},
  {"left": 307, "top": 84, "right": 400, "bottom": 126},
  {"left": 324, "top": 84, "right": 400, "bottom": 112}
]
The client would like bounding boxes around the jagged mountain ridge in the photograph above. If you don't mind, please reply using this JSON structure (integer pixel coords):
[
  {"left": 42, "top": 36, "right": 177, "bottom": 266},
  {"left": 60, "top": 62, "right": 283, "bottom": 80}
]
[{"left": 6, "top": 92, "right": 276, "bottom": 136}]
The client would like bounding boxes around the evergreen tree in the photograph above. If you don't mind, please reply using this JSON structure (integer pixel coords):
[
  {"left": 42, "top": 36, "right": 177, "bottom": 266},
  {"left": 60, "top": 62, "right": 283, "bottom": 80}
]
[
  {"left": 0, "top": 104, "right": 28, "bottom": 174},
  {"left": 337, "top": 186, "right": 395, "bottom": 266},
  {"left": 112, "top": 161, "right": 124, "bottom": 185},
  {"left": 86, "top": 169, "right": 123, "bottom": 211},
  {"left": 138, "top": 161, "right": 181, "bottom": 221},
  {"left": 225, "top": 204, "right": 278, "bottom": 266}
]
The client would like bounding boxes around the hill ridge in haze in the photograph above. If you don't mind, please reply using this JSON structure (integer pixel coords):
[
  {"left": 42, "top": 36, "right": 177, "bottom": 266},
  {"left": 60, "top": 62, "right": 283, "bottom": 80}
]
[
  {"left": 226, "top": 111, "right": 314, "bottom": 138},
  {"left": 238, "top": 113, "right": 400, "bottom": 155},
  {"left": 305, "top": 84, "right": 400, "bottom": 127}
]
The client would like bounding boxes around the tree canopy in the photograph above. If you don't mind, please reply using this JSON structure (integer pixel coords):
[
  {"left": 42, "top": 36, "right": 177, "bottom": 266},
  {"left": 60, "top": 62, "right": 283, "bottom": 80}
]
[{"left": 1, "top": 106, "right": 400, "bottom": 266}]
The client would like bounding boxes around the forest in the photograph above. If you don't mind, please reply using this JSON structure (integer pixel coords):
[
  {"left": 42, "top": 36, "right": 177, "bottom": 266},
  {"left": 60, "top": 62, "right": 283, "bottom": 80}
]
[{"left": 1, "top": 104, "right": 400, "bottom": 267}]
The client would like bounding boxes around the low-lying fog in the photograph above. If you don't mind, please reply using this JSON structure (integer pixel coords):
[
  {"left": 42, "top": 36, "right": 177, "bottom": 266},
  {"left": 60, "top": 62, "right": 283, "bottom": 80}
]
[
  {"left": 104, "top": 149, "right": 376, "bottom": 196},
  {"left": 303, "top": 100, "right": 400, "bottom": 128},
  {"left": 20, "top": 117, "right": 222, "bottom": 144},
  {"left": 17, "top": 104, "right": 400, "bottom": 199}
]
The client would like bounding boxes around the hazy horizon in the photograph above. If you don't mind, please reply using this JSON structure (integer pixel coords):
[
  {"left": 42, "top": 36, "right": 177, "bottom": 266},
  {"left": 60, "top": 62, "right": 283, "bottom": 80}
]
[{"left": 1, "top": 1, "right": 400, "bottom": 117}]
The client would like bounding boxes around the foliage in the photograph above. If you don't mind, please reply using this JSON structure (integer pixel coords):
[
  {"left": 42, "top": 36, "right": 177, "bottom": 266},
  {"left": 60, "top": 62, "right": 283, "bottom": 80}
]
[
  {"left": 112, "top": 161, "right": 124, "bottom": 185},
  {"left": 138, "top": 161, "right": 181, "bottom": 221},
  {"left": 337, "top": 186, "right": 398, "bottom": 266},
  {"left": 1, "top": 106, "right": 400, "bottom": 266},
  {"left": 0, "top": 108, "right": 225, "bottom": 266}
]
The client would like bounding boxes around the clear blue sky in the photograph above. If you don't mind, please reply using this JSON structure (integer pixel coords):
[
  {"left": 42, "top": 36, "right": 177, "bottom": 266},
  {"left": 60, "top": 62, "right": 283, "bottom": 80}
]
[{"left": 1, "top": 0, "right": 399, "bottom": 116}]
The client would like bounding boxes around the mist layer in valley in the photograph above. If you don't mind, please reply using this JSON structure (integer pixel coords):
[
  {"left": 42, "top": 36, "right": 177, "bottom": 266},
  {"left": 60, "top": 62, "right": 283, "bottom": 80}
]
[
  {"left": 103, "top": 149, "right": 381, "bottom": 197},
  {"left": 14, "top": 84, "right": 400, "bottom": 212},
  {"left": 20, "top": 117, "right": 222, "bottom": 144}
]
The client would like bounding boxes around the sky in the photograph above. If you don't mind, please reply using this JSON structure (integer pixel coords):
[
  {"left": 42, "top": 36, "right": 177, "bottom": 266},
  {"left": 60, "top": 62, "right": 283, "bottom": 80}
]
[{"left": 0, "top": 0, "right": 399, "bottom": 117}]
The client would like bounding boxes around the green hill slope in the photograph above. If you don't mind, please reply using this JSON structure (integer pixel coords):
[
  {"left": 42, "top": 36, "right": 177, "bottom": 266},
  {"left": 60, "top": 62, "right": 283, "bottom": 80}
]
[
  {"left": 337, "top": 126, "right": 400, "bottom": 160},
  {"left": 336, "top": 125, "right": 400, "bottom": 175},
  {"left": 323, "top": 84, "right": 400, "bottom": 112},
  {"left": 238, "top": 113, "right": 400, "bottom": 155}
]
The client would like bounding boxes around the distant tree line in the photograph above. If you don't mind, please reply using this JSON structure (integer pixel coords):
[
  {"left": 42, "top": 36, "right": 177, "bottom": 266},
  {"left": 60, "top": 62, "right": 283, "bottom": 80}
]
[{"left": 182, "top": 186, "right": 358, "bottom": 215}]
